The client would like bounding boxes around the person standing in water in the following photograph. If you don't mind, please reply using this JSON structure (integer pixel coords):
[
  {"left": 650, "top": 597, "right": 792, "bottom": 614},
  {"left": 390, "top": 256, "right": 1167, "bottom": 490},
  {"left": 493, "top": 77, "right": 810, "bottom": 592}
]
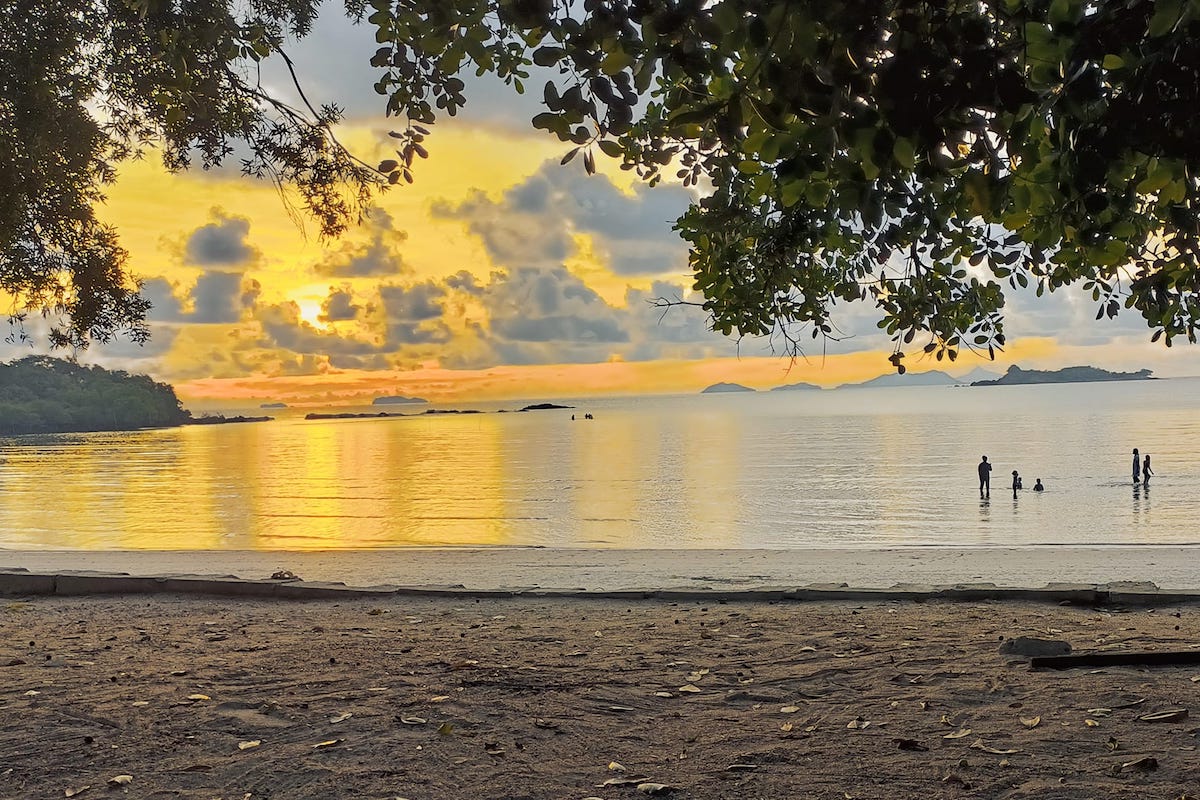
[
  {"left": 978, "top": 456, "right": 992, "bottom": 496},
  {"left": 1033, "top": 478, "right": 1045, "bottom": 492},
  {"left": 1132, "top": 448, "right": 1140, "bottom": 483},
  {"left": 1143, "top": 454, "right": 1153, "bottom": 485},
  {"left": 1011, "top": 470, "right": 1021, "bottom": 499}
]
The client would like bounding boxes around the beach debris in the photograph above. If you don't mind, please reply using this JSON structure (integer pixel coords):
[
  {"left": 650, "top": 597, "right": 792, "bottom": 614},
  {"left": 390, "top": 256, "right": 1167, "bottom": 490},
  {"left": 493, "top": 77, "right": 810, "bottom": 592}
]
[
  {"left": 780, "top": 705, "right": 801, "bottom": 714},
  {"left": 1033, "top": 651, "right": 1200, "bottom": 669},
  {"left": 846, "top": 717, "right": 872, "bottom": 730},
  {"left": 779, "top": 722, "right": 794, "bottom": 732},
  {"left": 1020, "top": 716, "right": 1041, "bottom": 729},
  {"left": 939, "top": 714, "right": 955, "bottom": 726},
  {"left": 677, "top": 684, "right": 702, "bottom": 693},
  {"left": 484, "top": 741, "right": 504, "bottom": 757},
  {"left": 64, "top": 786, "right": 90, "bottom": 797},
  {"left": 106, "top": 775, "right": 133, "bottom": 787},
  {"left": 313, "top": 739, "right": 343, "bottom": 749},
  {"left": 329, "top": 712, "right": 353, "bottom": 724},
  {"left": 399, "top": 716, "right": 426, "bottom": 725},
  {"left": 943, "top": 729, "right": 972, "bottom": 739},
  {"left": 726, "top": 763, "right": 759, "bottom": 771},
  {"left": 186, "top": 694, "right": 210, "bottom": 702},
  {"left": 601, "top": 777, "right": 648, "bottom": 787},
  {"left": 130, "top": 701, "right": 149, "bottom": 707},
  {"left": 24, "top": 690, "right": 40, "bottom": 696},
  {"left": 1115, "top": 756, "right": 1158, "bottom": 774},
  {"left": 636, "top": 782, "right": 676, "bottom": 795},
  {"left": 608, "top": 761, "right": 627, "bottom": 772},
  {"left": 654, "top": 691, "right": 674, "bottom": 698},
  {"left": 437, "top": 722, "right": 454, "bottom": 736},
  {"left": 1085, "top": 719, "right": 1101, "bottom": 727},
  {"left": 607, "top": 705, "right": 636, "bottom": 712},
  {"left": 999, "top": 637, "right": 1071, "bottom": 657},
  {"left": 269, "top": 570, "right": 299, "bottom": 581},
  {"left": 430, "top": 695, "right": 450, "bottom": 702},
  {"left": 237, "top": 740, "right": 260, "bottom": 750},
  {"left": 894, "top": 738, "right": 929, "bottom": 752},
  {"left": 970, "top": 740, "right": 1019, "bottom": 755},
  {"left": 1106, "top": 737, "right": 1119, "bottom": 751},
  {"left": 686, "top": 668, "right": 709, "bottom": 682},
  {"left": 1138, "top": 709, "right": 1188, "bottom": 723}
]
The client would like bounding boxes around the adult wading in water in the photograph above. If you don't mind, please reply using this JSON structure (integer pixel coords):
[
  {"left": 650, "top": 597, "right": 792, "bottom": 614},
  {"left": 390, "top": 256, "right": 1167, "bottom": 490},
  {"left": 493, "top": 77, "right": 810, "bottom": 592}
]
[{"left": 978, "top": 456, "right": 992, "bottom": 497}]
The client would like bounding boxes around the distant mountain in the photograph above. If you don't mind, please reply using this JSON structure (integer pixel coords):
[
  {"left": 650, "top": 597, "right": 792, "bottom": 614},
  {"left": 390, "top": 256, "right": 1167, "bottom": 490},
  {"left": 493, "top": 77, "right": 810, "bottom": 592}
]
[
  {"left": 972, "top": 365, "right": 1155, "bottom": 386},
  {"left": 837, "top": 370, "right": 957, "bottom": 389},
  {"left": 770, "top": 381, "right": 822, "bottom": 392},
  {"left": 372, "top": 395, "right": 428, "bottom": 405},
  {"left": 955, "top": 367, "right": 1001, "bottom": 384},
  {"left": 701, "top": 382, "right": 756, "bottom": 393}
]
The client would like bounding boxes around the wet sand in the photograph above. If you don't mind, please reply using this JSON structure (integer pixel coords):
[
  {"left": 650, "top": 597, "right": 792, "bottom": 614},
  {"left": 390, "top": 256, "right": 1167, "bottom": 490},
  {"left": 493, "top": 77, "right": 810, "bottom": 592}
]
[{"left": 3, "top": 593, "right": 1199, "bottom": 799}]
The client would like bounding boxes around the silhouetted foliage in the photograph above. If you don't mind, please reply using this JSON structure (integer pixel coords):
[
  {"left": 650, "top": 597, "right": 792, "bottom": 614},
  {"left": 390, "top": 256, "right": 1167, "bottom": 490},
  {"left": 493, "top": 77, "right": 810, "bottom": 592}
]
[
  {"left": 0, "top": 356, "right": 190, "bottom": 435},
  {"left": 5, "top": 1, "right": 1200, "bottom": 370}
]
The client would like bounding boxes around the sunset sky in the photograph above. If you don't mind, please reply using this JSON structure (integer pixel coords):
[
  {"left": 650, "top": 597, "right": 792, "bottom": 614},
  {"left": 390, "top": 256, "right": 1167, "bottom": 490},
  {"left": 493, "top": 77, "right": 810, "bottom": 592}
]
[{"left": 7, "top": 10, "right": 1200, "bottom": 408}]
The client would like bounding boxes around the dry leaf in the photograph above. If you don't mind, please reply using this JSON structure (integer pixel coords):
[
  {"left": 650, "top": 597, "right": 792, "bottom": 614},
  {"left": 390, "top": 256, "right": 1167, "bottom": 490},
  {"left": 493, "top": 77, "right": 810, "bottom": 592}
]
[
  {"left": 438, "top": 722, "right": 454, "bottom": 736},
  {"left": 677, "top": 684, "right": 701, "bottom": 693},
  {"left": 608, "top": 761, "right": 626, "bottom": 772},
  {"left": 1085, "top": 719, "right": 1101, "bottom": 727},
  {"left": 726, "top": 763, "right": 758, "bottom": 771},
  {"left": 939, "top": 714, "right": 955, "bottom": 726},
  {"left": 943, "top": 729, "right": 972, "bottom": 739},
  {"left": 636, "top": 783, "right": 676, "bottom": 795},
  {"left": 847, "top": 717, "right": 870, "bottom": 730},
  {"left": 780, "top": 722, "right": 794, "bottom": 732},
  {"left": 130, "top": 701, "right": 149, "bottom": 707},
  {"left": 780, "top": 705, "right": 801, "bottom": 714},
  {"left": 1020, "top": 716, "right": 1041, "bottom": 729},
  {"left": 970, "top": 739, "right": 1019, "bottom": 755},
  {"left": 1106, "top": 736, "right": 1119, "bottom": 751},
  {"left": 64, "top": 787, "right": 90, "bottom": 797},
  {"left": 654, "top": 691, "right": 673, "bottom": 698},
  {"left": 601, "top": 777, "right": 647, "bottom": 787},
  {"left": 237, "top": 740, "right": 260, "bottom": 750},
  {"left": 430, "top": 695, "right": 450, "bottom": 702},
  {"left": 1117, "top": 756, "right": 1158, "bottom": 773},
  {"left": 1087, "top": 708, "right": 1112, "bottom": 716},
  {"left": 312, "top": 739, "right": 342, "bottom": 749},
  {"left": 329, "top": 712, "right": 353, "bottom": 724},
  {"left": 186, "top": 694, "right": 210, "bottom": 702},
  {"left": 399, "top": 716, "right": 426, "bottom": 725},
  {"left": 1138, "top": 709, "right": 1188, "bottom": 723},
  {"left": 106, "top": 776, "right": 133, "bottom": 786}
]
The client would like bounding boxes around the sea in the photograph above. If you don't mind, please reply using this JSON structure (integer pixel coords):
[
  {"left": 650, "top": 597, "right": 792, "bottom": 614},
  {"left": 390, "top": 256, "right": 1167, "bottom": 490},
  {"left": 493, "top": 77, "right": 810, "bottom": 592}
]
[{"left": 0, "top": 379, "right": 1196, "bottom": 551}]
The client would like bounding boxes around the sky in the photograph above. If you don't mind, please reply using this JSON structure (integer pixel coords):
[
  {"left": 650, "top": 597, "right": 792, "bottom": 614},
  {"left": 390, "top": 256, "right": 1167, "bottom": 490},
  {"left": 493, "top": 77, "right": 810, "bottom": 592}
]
[{"left": 7, "top": 7, "right": 1200, "bottom": 408}]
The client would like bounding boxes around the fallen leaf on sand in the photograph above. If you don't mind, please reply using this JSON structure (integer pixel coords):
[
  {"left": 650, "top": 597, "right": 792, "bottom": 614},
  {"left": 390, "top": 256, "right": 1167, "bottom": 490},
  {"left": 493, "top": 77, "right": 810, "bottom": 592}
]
[
  {"left": 64, "top": 786, "right": 90, "bottom": 797},
  {"left": 186, "top": 694, "right": 210, "bottom": 702},
  {"left": 726, "top": 763, "right": 758, "bottom": 771},
  {"left": 237, "top": 740, "right": 260, "bottom": 750},
  {"left": 399, "top": 716, "right": 426, "bottom": 725},
  {"left": 438, "top": 723, "right": 454, "bottom": 736},
  {"left": 939, "top": 714, "right": 955, "bottom": 726},
  {"left": 654, "top": 691, "right": 673, "bottom": 698},
  {"left": 970, "top": 740, "right": 1019, "bottom": 755},
  {"left": 312, "top": 739, "right": 342, "bottom": 749},
  {"left": 1116, "top": 756, "right": 1158, "bottom": 774},
  {"left": 329, "top": 712, "right": 353, "bottom": 724},
  {"left": 1106, "top": 737, "right": 1119, "bottom": 751},
  {"left": 106, "top": 776, "right": 133, "bottom": 786},
  {"left": 847, "top": 717, "right": 870, "bottom": 730},
  {"left": 780, "top": 705, "right": 801, "bottom": 714},
  {"left": 130, "top": 701, "right": 149, "bottom": 707},
  {"left": 1138, "top": 709, "right": 1188, "bottom": 723},
  {"left": 943, "top": 729, "right": 972, "bottom": 739},
  {"left": 637, "top": 783, "right": 676, "bottom": 795},
  {"left": 608, "top": 761, "right": 626, "bottom": 772},
  {"left": 894, "top": 738, "right": 928, "bottom": 752},
  {"left": 601, "top": 777, "right": 647, "bottom": 787},
  {"left": 780, "top": 722, "right": 794, "bottom": 732},
  {"left": 677, "top": 684, "right": 701, "bottom": 693},
  {"left": 430, "top": 695, "right": 450, "bottom": 702},
  {"left": 1087, "top": 708, "right": 1112, "bottom": 716},
  {"left": 1085, "top": 719, "right": 1101, "bottom": 727},
  {"left": 1020, "top": 716, "right": 1041, "bottom": 729}
]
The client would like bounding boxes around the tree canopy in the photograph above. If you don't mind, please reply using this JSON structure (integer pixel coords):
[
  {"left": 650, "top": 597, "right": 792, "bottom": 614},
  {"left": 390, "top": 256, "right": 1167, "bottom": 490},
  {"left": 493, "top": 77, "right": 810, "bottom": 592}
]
[
  {"left": 0, "top": 355, "right": 190, "bottom": 434},
  {"left": 4, "top": 0, "right": 1200, "bottom": 369}
]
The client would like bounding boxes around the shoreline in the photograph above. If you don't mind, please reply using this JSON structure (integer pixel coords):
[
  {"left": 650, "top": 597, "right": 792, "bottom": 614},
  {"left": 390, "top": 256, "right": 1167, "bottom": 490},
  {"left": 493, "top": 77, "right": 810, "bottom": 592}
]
[{"left": 3, "top": 546, "right": 1200, "bottom": 601}]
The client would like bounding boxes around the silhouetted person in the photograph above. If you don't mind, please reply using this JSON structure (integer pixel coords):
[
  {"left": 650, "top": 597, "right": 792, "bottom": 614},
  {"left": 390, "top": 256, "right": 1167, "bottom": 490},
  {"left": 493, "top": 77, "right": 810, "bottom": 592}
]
[
  {"left": 1033, "top": 478, "right": 1044, "bottom": 492},
  {"left": 978, "top": 456, "right": 992, "bottom": 496},
  {"left": 1011, "top": 470, "right": 1021, "bottom": 498},
  {"left": 1132, "top": 448, "right": 1140, "bottom": 483},
  {"left": 1143, "top": 454, "right": 1153, "bottom": 485}
]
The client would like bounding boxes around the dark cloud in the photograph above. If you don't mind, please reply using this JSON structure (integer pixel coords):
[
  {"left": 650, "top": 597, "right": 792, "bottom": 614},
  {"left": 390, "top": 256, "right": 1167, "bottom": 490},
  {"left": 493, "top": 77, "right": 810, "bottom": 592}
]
[
  {"left": 190, "top": 271, "right": 250, "bottom": 324},
  {"left": 319, "top": 287, "right": 363, "bottom": 322},
  {"left": 313, "top": 208, "right": 408, "bottom": 277},
  {"left": 435, "top": 160, "right": 693, "bottom": 275},
  {"left": 140, "top": 278, "right": 185, "bottom": 322},
  {"left": 184, "top": 211, "right": 256, "bottom": 266}
]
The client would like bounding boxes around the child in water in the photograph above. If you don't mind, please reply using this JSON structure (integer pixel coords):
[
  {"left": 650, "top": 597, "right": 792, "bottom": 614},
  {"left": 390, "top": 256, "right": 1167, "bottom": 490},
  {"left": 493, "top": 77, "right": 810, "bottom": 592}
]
[{"left": 1033, "top": 478, "right": 1044, "bottom": 492}]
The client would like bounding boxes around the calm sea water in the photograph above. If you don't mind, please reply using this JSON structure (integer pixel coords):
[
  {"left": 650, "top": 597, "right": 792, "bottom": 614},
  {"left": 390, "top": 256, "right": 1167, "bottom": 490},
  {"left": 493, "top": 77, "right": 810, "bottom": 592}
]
[{"left": 1, "top": 380, "right": 1197, "bottom": 550}]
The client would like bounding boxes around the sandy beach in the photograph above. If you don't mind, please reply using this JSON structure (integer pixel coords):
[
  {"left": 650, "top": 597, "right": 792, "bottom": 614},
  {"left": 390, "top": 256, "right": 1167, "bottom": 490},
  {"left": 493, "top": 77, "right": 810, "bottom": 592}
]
[{"left": 3, "top": 592, "right": 1200, "bottom": 799}]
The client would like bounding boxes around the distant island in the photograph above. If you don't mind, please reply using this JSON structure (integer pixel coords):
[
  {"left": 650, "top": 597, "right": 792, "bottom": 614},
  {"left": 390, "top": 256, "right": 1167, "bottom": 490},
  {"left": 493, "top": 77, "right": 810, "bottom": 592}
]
[
  {"left": 838, "top": 370, "right": 958, "bottom": 389},
  {"left": 372, "top": 394, "right": 428, "bottom": 405},
  {"left": 770, "top": 381, "right": 822, "bottom": 392},
  {"left": 260, "top": 402, "right": 288, "bottom": 409},
  {"left": 0, "top": 356, "right": 192, "bottom": 435},
  {"left": 972, "top": 365, "right": 1155, "bottom": 386},
  {"left": 701, "top": 382, "right": 755, "bottom": 393}
]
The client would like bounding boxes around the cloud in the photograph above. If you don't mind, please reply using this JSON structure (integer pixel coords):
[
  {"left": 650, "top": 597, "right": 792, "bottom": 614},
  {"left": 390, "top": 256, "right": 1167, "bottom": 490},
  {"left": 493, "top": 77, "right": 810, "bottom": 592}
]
[
  {"left": 190, "top": 271, "right": 253, "bottom": 324},
  {"left": 184, "top": 210, "right": 257, "bottom": 266},
  {"left": 313, "top": 208, "right": 409, "bottom": 277},
  {"left": 318, "top": 286, "right": 364, "bottom": 322},
  {"left": 434, "top": 160, "right": 693, "bottom": 276}
]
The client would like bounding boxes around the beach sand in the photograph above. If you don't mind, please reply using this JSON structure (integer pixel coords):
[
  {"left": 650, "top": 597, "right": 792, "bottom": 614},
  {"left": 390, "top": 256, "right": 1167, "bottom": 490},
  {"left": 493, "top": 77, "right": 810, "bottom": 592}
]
[{"left": 3, "top": 594, "right": 1199, "bottom": 799}]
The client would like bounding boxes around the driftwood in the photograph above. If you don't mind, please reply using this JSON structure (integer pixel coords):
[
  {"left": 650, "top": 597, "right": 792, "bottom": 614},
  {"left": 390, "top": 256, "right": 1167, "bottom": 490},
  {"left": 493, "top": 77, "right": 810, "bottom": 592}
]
[{"left": 1030, "top": 650, "right": 1200, "bottom": 669}]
